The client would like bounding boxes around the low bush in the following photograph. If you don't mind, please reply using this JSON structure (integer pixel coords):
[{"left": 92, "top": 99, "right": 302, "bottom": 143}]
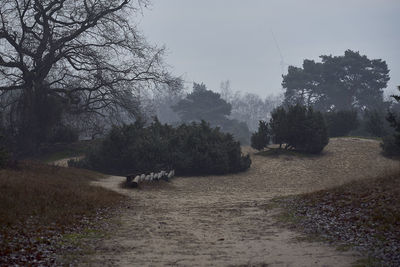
[
  {"left": 269, "top": 104, "right": 329, "bottom": 154},
  {"left": 0, "top": 149, "right": 7, "bottom": 169},
  {"left": 381, "top": 135, "right": 400, "bottom": 157},
  {"left": 48, "top": 124, "right": 79, "bottom": 143},
  {"left": 70, "top": 119, "right": 251, "bottom": 176},
  {"left": 173, "top": 121, "right": 251, "bottom": 175},
  {"left": 251, "top": 120, "right": 269, "bottom": 151},
  {"left": 0, "top": 133, "right": 8, "bottom": 168},
  {"left": 220, "top": 119, "right": 251, "bottom": 145},
  {"left": 382, "top": 86, "right": 400, "bottom": 156},
  {"left": 324, "top": 110, "right": 359, "bottom": 137}
]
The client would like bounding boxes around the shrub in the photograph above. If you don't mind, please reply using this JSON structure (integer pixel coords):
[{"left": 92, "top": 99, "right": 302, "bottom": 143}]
[
  {"left": 382, "top": 86, "right": 400, "bottom": 156},
  {"left": 70, "top": 119, "right": 251, "bottom": 176},
  {"left": 251, "top": 120, "right": 269, "bottom": 151},
  {"left": 0, "top": 131, "right": 8, "bottom": 168},
  {"left": 364, "top": 110, "right": 388, "bottom": 137},
  {"left": 48, "top": 124, "right": 79, "bottom": 143},
  {"left": 219, "top": 119, "right": 251, "bottom": 145},
  {"left": 270, "top": 104, "right": 329, "bottom": 154},
  {"left": 324, "top": 110, "right": 359, "bottom": 137},
  {"left": 296, "top": 109, "right": 329, "bottom": 154},
  {"left": 269, "top": 106, "right": 288, "bottom": 147},
  {"left": 381, "top": 135, "right": 400, "bottom": 157},
  {"left": 0, "top": 144, "right": 7, "bottom": 169},
  {"left": 172, "top": 121, "right": 251, "bottom": 175}
]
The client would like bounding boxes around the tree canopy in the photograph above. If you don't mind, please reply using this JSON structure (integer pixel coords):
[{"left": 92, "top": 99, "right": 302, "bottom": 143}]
[
  {"left": 283, "top": 50, "right": 390, "bottom": 112},
  {"left": 0, "top": 0, "right": 178, "bottom": 153},
  {"left": 386, "top": 86, "right": 400, "bottom": 146},
  {"left": 172, "top": 83, "right": 231, "bottom": 124},
  {"left": 219, "top": 80, "right": 282, "bottom": 132},
  {"left": 172, "top": 83, "right": 250, "bottom": 144},
  {"left": 70, "top": 119, "right": 251, "bottom": 176},
  {"left": 269, "top": 104, "right": 329, "bottom": 153},
  {"left": 381, "top": 86, "right": 400, "bottom": 156}
]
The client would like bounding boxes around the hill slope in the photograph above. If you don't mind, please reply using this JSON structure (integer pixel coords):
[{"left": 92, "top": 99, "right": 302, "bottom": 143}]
[{"left": 86, "top": 138, "right": 399, "bottom": 266}]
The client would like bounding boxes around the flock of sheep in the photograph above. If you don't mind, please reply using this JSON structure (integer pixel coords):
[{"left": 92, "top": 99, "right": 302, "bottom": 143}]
[{"left": 126, "top": 170, "right": 175, "bottom": 187}]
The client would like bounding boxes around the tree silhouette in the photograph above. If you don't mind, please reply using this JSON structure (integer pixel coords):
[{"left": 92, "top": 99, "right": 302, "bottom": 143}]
[
  {"left": 0, "top": 0, "right": 178, "bottom": 152},
  {"left": 386, "top": 86, "right": 400, "bottom": 146},
  {"left": 172, "top": 83, "right": 250, "bottom": 144},
  {"left": 283, "top": 50, "right": 390, "bottom": 112},
  {"left": 172, "top": 83, "right": 231, "bottom": 124}
]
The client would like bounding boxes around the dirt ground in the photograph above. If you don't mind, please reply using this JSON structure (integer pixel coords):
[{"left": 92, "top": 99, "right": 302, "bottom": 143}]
[{"left": 85, "top": 138, "right": 399, "bottom": 266}]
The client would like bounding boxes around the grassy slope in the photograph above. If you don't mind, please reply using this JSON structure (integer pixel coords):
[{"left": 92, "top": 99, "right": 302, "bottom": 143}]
[
  {"left": 36, "top": 139, "right": 101, "bottom": 163},
  {"left": 275, "top": 171, "right": 400, "bottom": 266},
  {"left": 0, "top": 161, "right": 126, "bottom": 265}
]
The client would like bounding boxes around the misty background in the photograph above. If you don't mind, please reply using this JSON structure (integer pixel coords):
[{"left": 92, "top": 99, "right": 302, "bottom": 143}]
[{"left": 138, "top": 0, "right": 399, "bottom": 97}]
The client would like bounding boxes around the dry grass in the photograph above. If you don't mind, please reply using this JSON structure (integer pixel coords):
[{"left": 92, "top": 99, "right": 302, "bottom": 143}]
[
  {"left": 298, "top": 171, "right": 400, "bottom": 228},
  {"left": 255, "top": 147, "right": 323, "bottom": 158},
  {"left": 0, "top": 161, "right": 124, "bottom": 226},
  {"left": 0, "top": 161, "right": 126, "bottom": 265},
  {"left": 275, "top": 170, "right": 400, "bottom": 265}
]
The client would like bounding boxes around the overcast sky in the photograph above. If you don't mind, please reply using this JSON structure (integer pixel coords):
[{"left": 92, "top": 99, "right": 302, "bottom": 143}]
[{"left": 138, "top": 0, "right": 400, "bottom": 98}]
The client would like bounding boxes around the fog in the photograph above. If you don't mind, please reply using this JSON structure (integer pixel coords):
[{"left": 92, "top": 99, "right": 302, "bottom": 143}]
[
  {"left": 139, "top": 0, "right": 400, "bottom": 96},
  {"left": 2, "top": 1, "right": 400, "bottom": 265}
]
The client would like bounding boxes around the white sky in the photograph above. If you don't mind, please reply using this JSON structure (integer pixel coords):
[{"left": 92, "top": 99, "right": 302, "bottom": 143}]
[{"left": 138, "top": 0, "right": 400, "bottom": 98}]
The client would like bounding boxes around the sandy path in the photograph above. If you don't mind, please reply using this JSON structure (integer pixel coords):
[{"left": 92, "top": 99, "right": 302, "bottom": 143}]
[{"left": 87, "top": 138, "right": 399, "bottom": 266}]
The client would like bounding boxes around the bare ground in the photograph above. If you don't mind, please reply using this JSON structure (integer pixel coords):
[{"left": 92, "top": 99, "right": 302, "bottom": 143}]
[{"left": 84, "top": 138, "right": 400, "bottom": 266}]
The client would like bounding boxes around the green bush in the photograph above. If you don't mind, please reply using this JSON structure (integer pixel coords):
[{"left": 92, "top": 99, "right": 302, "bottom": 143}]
[
  {"left": 251, "top": 121, "right": 270, "bottom": 151},
  {"left": 219, "top": 119, "right": 251, "bottom": 145},
  {"left": 381, "top": 135, "right": 400, "bottom": 157},
  {"left": 48, "top": 124, "right": 79, "bottom": 143},
  {"left": 172, "top": 121, "right": 251, "bottom": 175},
  {"left": 270, "top": 104, "right": 329, "bottom": 154},
  {"left": 0, "top": 133, "right": 8, "bottom": 168},
  {"left": 364, "top": 109, "right": 389, "bottom": 138},
  {"left": 69, "top": 119, "right": 251, "bottom": 176},
  {"left": 324, "top": 110, "right": 359, "bottom": 137},
  {"left": 172, "top": 83, "right": 251, "bottom": 145},
  {"left": 382, "top": 86, "right": 400, "bottom": 156}
]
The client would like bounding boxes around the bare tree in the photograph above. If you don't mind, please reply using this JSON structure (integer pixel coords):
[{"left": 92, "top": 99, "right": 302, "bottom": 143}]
[
  {"left": 149, "top": 83, "right": 186, "bottom": 125},
  {"left": 0, "top": 0, "right": 178, "bottom": 151},
  {"left": 219, "top": 80, "right": 282, "bottom": 132}
]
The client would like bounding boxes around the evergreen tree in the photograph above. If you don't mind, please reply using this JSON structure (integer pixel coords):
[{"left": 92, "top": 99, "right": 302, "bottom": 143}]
[
  {"left": 283, "top": 50, "right": 390, "bottom": 112},
  {"left": 172, "top": 83, "right": 231, "bottom": 124},
  {"left": 70, "top": 119, "right": 251, "bottom": 176},
  {"left": 269, "top": 104, "right": 329, "bottom": 153},
  {"left": 382, "top": 86, "right": 400, "bottom": 156},
  {"left": 364, "top": 110, "right": 387, "bottom": 138},
  {"left": 324, "top": 110, "right": 359, "bottom": 137},
  {"left": 173, "top": 83, "right": 251, "bottom": 144},
  {"left": 251, "top": 121, "right": 270, "bottom": 151}
]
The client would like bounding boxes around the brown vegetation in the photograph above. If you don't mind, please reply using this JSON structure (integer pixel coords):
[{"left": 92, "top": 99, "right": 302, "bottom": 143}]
[
  {"left": 276, "top": 170, "right": 400, "bottom": 266},
  {"left": 0, "top": 161, "right": 126, "bottom": 265}
]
